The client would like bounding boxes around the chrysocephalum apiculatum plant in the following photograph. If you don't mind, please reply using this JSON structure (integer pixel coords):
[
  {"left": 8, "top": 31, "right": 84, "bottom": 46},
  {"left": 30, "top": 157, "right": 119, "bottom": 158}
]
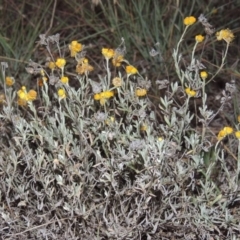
[{"left": 0, "top": 14, "right": 239, "bottom": 239}]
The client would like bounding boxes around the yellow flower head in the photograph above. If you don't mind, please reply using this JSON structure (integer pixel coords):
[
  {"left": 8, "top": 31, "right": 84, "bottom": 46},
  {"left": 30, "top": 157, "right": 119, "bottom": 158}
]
[
  {"left": 135, "top": 88, "right": 147, "bottom": 97},
  {"left": 58, "top": 88, "right": 66, "bottom": 99},
  {"left": 223, "top": 126, "right": 233, "bottom": 135},
  {"left": 61, "top": 76, "right": 69, "bottom": 84},
  {"left": 27, "top": 90, "right": 37, "bottom": 101},
  {"left": 216, "top": 29, "right": 234, "bottom": 44},
  {"left": 100, "top": 91, "right": 114, "bottom": 98},
  {"left": 235, "top": 131, "right": 240, "bottom": 139},
  {"left": 112, "top": 54, "right": 124, "bottom": 67},
  {"left": 217, "top": 129, "right": 226, "bottom": 141},
  {"left": 237, "top": 115, "right": 240, "bottom": 123},
  {"left": 183, "top": 16, "right": 196, "bottom": 26},
  {"left": 48, "top": 61, "right": 56, "bottom": 70},
  {"left": 195, "top": 35, "right": 205, "bottom": 43},
  {"left": 69, "top": 40, "right": 82, "bottom": 57},
  {"left": 112, "top": 77, "right": 122, "bottom": 87},
  {"left": 17, "top": 86, "right": 28, "bottom": 100},
  {"left": 217, "top": 126, "right": 233, "bottom": 141},
  {"left": 200, "top": 71, "right": 208, "bottom": 80},
  {"left": 185, "top": 87, "right": 196, "bottom": 97},
  {"left": 17, "top": 86, "right": 37, "bottom": 105},
  {"left": 126, "top": 65, "right": 138, "bottom": 75},
  {"left": 94, "top": 90, "right": 114, "bottom": 105},
  {"left": 94, "top": 93, "right": 101, "bottom": 100},
  {"left": 102, "top": 48, "right": 115, "bottom": 59},
  {"left": 76, "top": 58, "right": 94, "bottom": 75},
  {"left": 55, "top": 58, "right": 66, "bottom": 69},
  {"left": 5, "top": 76, "right": 15, "bottom": 86}
]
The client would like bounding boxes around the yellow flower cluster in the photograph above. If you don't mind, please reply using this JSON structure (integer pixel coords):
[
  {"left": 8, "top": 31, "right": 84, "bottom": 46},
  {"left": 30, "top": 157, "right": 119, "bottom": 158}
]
[
  {"left": 185, "top": 87, "right": 196, "bottom": 97},
  {"left": 55, "top": 58, "right": 66, "bottom": 69},
  {"left": 76, "top": 58, "right": 94, "bottom": 75},
  {"left": 94, "top": 90, "right": 114, "bottom": 105},
  {"left": 69, "top": 40, "right": 83, "bottom": 57},
  {"left": 135, "top": 88, "right": 147, "bottom": 97},
  {"left": 126, "top": 65, "right": 138, "bottom": 75},
  {"left": 17, "top": 86, "right": 37, "bottom": 106},
  {"left": 216, "top": 29, "right": 234, "bottom": 44},
  {"left": 183, "top": 16, "right": 196, "bottom": 26},
  {"left": 102, "top": 48, "right": 124, "bottom": 67},
  {"left": 217, "top": 126, "right": 233, "bottom": 141},
  {"left": 102, "top": 48, "right": 115, "bottom": 59}
]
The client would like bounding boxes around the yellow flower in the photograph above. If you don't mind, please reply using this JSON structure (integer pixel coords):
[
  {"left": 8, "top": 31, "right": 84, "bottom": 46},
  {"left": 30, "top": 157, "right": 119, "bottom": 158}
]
[
  {"left": 17, "top": 86, "right": 37, "bottom": 105},
  {"left": 94, "top": 90, "right": 114, "bottom": 105},
  {"left": 216, "top": 29, "right": 234, "bottom": 44},
  {"left": 48, "top": 61, "right": 56, "bottom": 70},
  {"left": 185, "top": 87, "right": 196, "bottom": 97},
  {"left": 195, "top": 35, "right": 204, "bottom": 43},
  {"left": 94, "top": 93, "right": 101, "bottom": 100},
  {"left": 101, "top": 91, "right": 114, "bottom": 98},
  {"left": 183, "top": 16, "right": 196, "bottom": 26},
  {"left": 112, "top": 54, "right": 124, "bottom": 67},
  {"left": 27, "top": 90, "right": 37, "bottom": 101},
  {"left": 135, "top": 88, "right": 147, "bottom": 97},
  {"left": 217, "top": 126, "right": 233, "bottom": 140},
  {"left": 200, "top": 71, "right": 208, "bottom": 80},
  {"left": 17, "top": 86, "right": 28, "bottom": 100},
  {"left": 223, "top": 126, "right": 233, "bottom": 135},
  {"left": 235, "top": 131, "right": 240, "bottom": 139},
  {"left": 102, "top": 48, "right": 115, "bottom": 59},
  {"left": 69, "top": 40, "right": 82, "bottom": 57},
  {"left": 112, "top": 77, "right": 122, "bottom": 87},
  {"left": 5, "top": 76, "right": 15, "bottom": 86},
  {"left": 76, "top": 58, "right": 94, "bottom": 75},
  {"left": 58, "top": 88, "right": 66, "bottom": 99},
  {"left": 126, "top": 65, "right": 138, "bottom": 75},
  {"left": 61, "top": 76, "right": 69, "bottom": 84},
  {"left": 55, "top": 58, "right": 66, "bottom": 69}
]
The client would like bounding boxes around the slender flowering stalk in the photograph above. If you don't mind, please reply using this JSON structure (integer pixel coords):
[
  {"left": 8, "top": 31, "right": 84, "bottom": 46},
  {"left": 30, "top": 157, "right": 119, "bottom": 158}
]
[
  {"left": 191, "top": 34, "right": 205, "bottom": 64},
  {"left": 176, "top": 16, "right": 196, "bottom": 57},
  {"left": 207, "top": 29, "right": 234, "bottom": 85}
]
